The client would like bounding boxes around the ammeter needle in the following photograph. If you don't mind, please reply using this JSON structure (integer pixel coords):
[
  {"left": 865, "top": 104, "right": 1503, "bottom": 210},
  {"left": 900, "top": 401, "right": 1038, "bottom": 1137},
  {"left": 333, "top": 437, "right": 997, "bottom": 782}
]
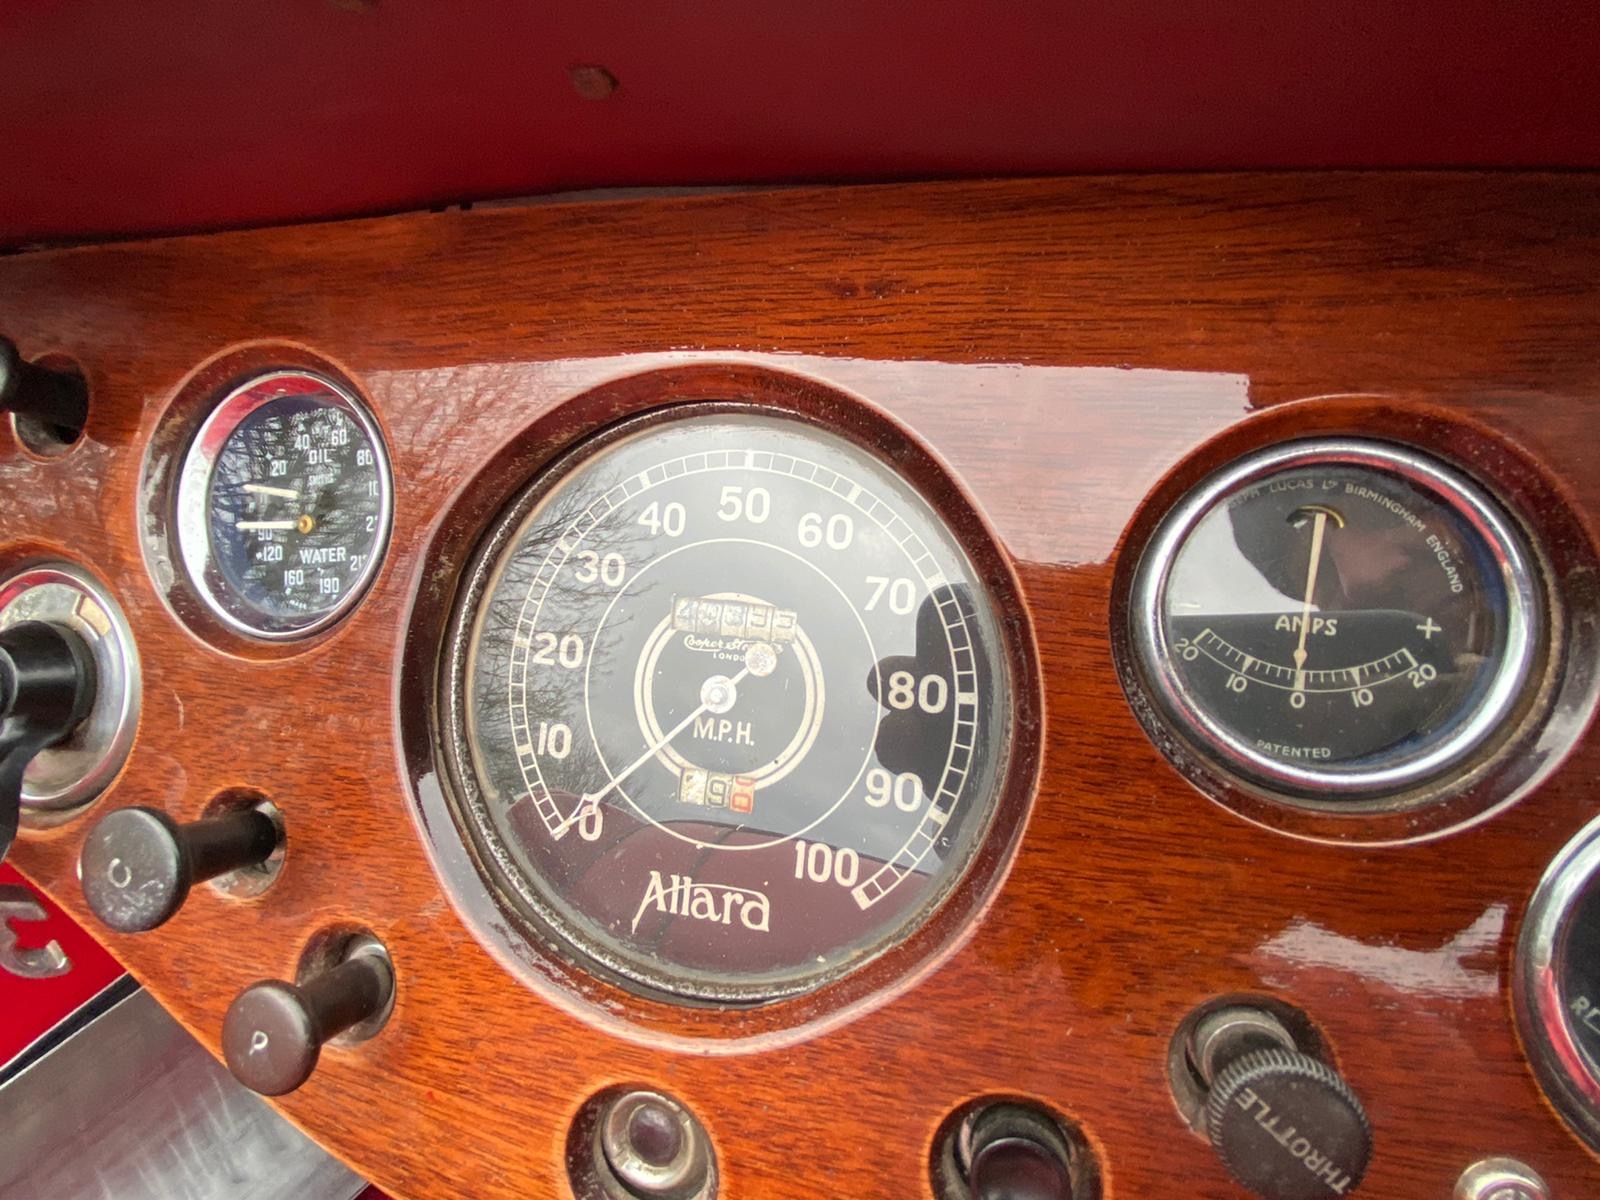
[{"left": 1293, "top": 509, "right": 1330, "bottom": 692}]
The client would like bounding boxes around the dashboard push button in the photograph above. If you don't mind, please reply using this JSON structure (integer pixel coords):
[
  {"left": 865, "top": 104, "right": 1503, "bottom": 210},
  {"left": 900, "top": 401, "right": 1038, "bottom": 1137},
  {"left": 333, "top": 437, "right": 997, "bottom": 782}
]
[
  {"left": 80, "top": 805, "right": 280, "bottom": 933},
  {"left": 223, "top": 937, "right": 394, "bottom": 1096}
]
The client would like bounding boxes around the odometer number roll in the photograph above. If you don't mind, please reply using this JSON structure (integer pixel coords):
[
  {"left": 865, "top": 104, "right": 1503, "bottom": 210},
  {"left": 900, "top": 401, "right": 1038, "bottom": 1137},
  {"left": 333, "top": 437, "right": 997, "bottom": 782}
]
[{"left": 447, "top": 410, "right": 1014, "bottom": 1002}]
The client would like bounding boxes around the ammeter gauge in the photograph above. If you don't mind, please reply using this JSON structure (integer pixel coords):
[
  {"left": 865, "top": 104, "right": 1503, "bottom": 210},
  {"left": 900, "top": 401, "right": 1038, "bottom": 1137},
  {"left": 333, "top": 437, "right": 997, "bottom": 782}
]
[
  {"left": 1130, "top": 440, "right": 1540, "bottom": 801},
  {"left": 440, "top": 409, "right": 1017, "bottom": 1003},
  {"left": 1517, "top": 815, "right": 1600, "bottom": 1152},
  {"left": 175, "top": 371, "right": 393, "bottom": 639}
]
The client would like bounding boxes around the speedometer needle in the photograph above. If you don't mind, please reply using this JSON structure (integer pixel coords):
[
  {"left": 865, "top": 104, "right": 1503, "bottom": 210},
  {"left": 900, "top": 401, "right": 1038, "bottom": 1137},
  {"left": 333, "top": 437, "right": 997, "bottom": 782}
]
[
  {"left": 1293, "top": 509, "right": 1330, "bottom": 691},
  {"left": 553, "top": 665, "right": 754, "bottom": 839}
]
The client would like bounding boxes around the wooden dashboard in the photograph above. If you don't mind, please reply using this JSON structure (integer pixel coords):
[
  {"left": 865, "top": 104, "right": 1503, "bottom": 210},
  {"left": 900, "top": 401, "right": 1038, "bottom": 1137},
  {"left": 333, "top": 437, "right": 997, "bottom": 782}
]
[{"left": 4, "top": 173, "right": 1600, "bottom": 1198}]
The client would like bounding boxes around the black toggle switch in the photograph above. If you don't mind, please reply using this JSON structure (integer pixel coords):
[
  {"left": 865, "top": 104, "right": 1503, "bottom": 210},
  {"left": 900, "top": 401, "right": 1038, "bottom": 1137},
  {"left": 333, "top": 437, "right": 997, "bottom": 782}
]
[
  {"left": 0, "top": 337, "right": 87, "bottom": 439},
  {"left": 1194, "top": 1007, "right": 1372, "bottom": 1200},
  {"left": 959, "top": 1104, "right": 1081, "bottom": 1200},
  {"left": 969, "top": 1135, "right": 1073, "bottom": 1200},
  {"left": 0, "top": 620, "right": 96, "bottom": 864},
  {"left": 79, "top": 805, "right": 280, "bottom": 932},
  {"left": 222, "top": 939, "right": 394, "bottom": 1096}
]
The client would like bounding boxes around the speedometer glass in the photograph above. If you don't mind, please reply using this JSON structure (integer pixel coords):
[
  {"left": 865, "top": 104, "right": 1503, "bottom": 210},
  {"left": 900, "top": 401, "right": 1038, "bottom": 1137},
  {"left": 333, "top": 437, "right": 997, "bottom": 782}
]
[
  {"left": 443, "top": 409, "right": 1013, "bottom": 1002},
  {"left": 1131, "top": 439, "right": 1540, "bottom": 802}
]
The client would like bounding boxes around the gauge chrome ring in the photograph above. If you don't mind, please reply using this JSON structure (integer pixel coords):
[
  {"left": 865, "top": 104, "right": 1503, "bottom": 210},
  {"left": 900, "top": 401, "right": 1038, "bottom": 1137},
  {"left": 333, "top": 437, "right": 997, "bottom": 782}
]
[
  {"left": 1515, "top": 813, "right": 1600, "bottom": 1152},
  {"left": 0, "top": 562, "right": 141, "bottom": 819},
  {"left": 173, "top": 370, "right": 393, "bottom": 640},
  {"left": 1131, "top": 438, "right": 1542, "bottom": 802}
]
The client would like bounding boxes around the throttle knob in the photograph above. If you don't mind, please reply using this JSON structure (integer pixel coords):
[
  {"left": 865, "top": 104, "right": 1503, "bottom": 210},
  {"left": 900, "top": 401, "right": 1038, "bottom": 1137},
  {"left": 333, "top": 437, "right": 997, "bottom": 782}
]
[
  {"left": 1206, "top": 1046, "right": 1372, "bottom": 1200},
  {"left": 79, "top": 805, "right": 279, "bottom": 932},
  {"left": 223, "top": 941, "right": 394, "bottom": 1096}
]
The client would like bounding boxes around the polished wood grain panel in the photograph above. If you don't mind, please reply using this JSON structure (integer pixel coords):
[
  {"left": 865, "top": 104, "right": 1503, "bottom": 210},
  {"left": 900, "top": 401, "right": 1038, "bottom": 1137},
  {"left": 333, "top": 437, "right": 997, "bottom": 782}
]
[{"left": 2, "top": 175, "right": 1599, "bottom": 1198}]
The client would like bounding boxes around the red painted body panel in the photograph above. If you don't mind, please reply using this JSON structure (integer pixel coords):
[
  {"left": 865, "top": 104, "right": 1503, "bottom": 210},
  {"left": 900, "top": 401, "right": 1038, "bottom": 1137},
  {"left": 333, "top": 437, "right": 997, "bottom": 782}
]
[
  {"left": 0, "top": 863, "right": 124, "bottom": 1069},
  {"left": 3, "top": 2, "right": 1599, "bottom": 246}
]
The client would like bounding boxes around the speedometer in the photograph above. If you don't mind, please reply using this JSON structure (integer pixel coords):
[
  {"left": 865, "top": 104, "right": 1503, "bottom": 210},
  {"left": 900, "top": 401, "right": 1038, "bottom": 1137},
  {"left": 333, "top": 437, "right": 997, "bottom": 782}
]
[{"left": 441, "top": 409, "right": 1014, "bottom": 1002}]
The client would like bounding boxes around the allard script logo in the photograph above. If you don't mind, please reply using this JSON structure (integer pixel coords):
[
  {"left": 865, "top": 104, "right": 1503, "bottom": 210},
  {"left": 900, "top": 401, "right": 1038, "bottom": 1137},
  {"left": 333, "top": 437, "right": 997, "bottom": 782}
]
[{"left": 631, "top": 871, "right": 771, "bottom": 935}]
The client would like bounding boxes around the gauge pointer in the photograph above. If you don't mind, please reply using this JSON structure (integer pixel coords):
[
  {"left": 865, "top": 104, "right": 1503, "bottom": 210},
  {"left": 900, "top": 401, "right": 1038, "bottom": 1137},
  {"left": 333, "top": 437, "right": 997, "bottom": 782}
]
[
  {"left": 235, "top": 519, "right": 299, "bottom": 531},
  {"left": 553, "top": 640, "right": 778, "bottom": 839},
  {"left": 1291, "top": 508, "right": 1331, "bottom": 692},
  {"left": 553, "top": 666, "right": 751, "bottom": 839},
  {"left": 242, "top": 483, "right": 300, "bottom": 500}
]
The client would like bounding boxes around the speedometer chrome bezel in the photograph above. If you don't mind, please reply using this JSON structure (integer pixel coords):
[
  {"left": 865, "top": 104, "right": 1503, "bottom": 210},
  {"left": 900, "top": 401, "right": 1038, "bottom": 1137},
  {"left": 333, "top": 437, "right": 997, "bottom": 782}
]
[
  {"left": 1130, "top": 438, "right": 1542, "bottom": 805},
  {"left": 1515, "top": 812, "right": 1600, "bottom": 1152},
  {"left": 407, "top": 368, "right": 1043, "bottom": 1033},
  {"left": 174, "top": 369, "right": 394, "bottom": 640},
  {"left": 439, "top": 402, "right": 1015, "bottom": 1005}
]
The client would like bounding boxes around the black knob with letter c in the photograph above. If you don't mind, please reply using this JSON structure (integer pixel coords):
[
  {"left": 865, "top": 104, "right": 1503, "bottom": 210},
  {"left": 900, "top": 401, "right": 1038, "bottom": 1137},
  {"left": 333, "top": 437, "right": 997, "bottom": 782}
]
[{"left": 79, "top": 805, "right": 280, "bottom": 933}]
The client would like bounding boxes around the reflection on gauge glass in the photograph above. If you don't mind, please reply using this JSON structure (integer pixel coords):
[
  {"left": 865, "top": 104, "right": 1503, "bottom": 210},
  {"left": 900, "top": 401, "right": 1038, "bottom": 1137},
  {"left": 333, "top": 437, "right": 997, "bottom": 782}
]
[
  {"left": 444, "top": 410, "right": 1013, "bottom": 1002},
  {"left": 1516, "top": 815, "right": 1600, "bottom": 1151},
  {"left": 1131, "top": 440, "right": 1540, "bottom": 800},
  {"left": 175, "top": 371, "right": 393, "bottom": 638}
]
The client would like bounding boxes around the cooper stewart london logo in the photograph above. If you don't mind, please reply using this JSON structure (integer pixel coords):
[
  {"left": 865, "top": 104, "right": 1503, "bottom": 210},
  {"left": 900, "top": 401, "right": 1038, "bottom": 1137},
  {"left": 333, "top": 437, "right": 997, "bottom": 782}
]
[{"left": 631, "top": 871, "right": 771, "bottom": 935}]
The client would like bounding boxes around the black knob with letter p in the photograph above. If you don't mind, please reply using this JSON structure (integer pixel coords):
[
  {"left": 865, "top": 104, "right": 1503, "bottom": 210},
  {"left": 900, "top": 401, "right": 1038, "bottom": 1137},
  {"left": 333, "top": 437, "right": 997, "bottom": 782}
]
[
  {"left": 79, "top": 805, "right": 280, "bottom": 933},
  {"left": 223, "top": 938, "right": 394, "bottom": 1096}
]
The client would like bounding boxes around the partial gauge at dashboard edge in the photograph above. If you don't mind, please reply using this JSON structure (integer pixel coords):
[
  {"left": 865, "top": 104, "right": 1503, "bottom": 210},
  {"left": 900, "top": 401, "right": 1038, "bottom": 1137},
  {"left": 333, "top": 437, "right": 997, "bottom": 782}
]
[
  {"left": 431, "top": 398, "right": 1034, "bottom": 1011},
  {"left": 173, "top": 370, "right": 394, "bottom": 640},
  {"left": 1126, "top": 438, "right": 1547, "bottom": 814},
  {"left": 1515, "top": 812, "right": 1600, "bottom": 1154}
]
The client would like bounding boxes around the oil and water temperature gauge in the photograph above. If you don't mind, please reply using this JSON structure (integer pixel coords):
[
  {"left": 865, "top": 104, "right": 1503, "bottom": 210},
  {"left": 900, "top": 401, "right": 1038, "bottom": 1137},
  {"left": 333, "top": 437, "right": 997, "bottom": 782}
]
[
  {"left": 175, "top": 371, "right": 393, "bottom": 639},
  {"left": 1131, "top": 440, "right": 1541, "bottom": 803}
]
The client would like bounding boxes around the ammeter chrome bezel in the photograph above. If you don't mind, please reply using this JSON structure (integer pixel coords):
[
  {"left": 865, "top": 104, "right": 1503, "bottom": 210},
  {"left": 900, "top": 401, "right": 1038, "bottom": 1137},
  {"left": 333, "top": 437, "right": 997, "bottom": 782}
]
[
  {"left": 174, "top": 370, "right": 393, "bottom": 640},
  {"left": 1515, "top": 813, "right": 1600, "bottom": 1152},
  {"left": 1131, "top": 439, "right": 1541, "bottom": 802}
]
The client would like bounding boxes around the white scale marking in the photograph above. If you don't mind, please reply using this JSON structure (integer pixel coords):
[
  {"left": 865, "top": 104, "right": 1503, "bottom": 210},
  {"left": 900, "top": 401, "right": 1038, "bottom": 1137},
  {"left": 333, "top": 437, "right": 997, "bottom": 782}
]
[{"left": 505, "top": 440, "right": 985, "bottom": 901}]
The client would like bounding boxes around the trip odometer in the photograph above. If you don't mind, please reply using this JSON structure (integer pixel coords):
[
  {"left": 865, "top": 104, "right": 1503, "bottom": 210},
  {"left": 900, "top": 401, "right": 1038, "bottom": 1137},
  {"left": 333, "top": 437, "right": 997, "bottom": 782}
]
[
  {"left": 444, "top": 410, "right": 1013, "bottom": 1002},
  {"left": 1130, "top": 439, "right": 1541, "bottom": 803},
  {"left": 176, "top": 371, "right": 392, "bottom": 638}
]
